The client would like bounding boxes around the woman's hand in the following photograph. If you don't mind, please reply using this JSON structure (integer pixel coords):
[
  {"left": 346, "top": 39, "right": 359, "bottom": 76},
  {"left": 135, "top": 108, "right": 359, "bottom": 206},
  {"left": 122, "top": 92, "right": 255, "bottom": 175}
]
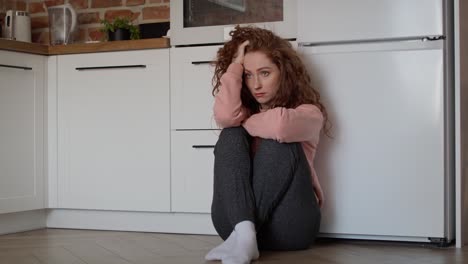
[
  {"left": 313, "top": 184, "right": 324, "bottom": 208},
  {"left": 233, "top": 40, "right": 250, "bottom": 65}
]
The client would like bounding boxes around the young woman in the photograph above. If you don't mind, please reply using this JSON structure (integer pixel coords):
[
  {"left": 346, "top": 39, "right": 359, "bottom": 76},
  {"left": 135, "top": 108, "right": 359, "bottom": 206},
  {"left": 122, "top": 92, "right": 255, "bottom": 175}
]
[{"left": 206, "top": 26, "right": 328, "bottom": 264}]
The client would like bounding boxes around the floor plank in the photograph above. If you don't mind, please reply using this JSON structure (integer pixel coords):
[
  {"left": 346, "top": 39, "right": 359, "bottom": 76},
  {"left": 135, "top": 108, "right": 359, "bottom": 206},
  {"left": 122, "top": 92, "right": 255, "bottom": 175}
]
[
  {"left": 62, "top": 243, "right": 133, "bottom": 264},
  {"left": 0, "top": 228, "right": 465, "bottom": 264},
  {"left": 95, "top": 236, "right": 166, "bottom": 264},
  {"left": 0, "top": 255, "right": 42, "bottom": 264},
  {"left": 31, "top": 247, "right": 88, "bottom": 264}
]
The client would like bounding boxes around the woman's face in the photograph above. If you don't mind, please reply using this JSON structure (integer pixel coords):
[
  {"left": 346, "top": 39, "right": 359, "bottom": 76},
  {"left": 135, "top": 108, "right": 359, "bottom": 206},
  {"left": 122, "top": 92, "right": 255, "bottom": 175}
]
[{"left": 243, "top": 51, "right": 281, "bottom": 109}]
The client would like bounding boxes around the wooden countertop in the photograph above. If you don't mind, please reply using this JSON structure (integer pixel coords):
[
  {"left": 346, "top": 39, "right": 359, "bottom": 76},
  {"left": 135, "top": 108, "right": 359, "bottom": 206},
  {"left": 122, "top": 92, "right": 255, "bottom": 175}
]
[
  {"left": 0, "top": 38, "right": 170, "bottom": 55},
  {"left": 0, "top": 38, "right": 49, "bottom": 55}
]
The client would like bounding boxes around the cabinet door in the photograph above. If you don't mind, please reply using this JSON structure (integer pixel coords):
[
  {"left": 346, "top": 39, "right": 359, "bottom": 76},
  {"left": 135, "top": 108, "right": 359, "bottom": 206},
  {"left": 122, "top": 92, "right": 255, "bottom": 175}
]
[
  {"left": 299, "top": 42, "right": 446, "bottom": 238},
  {"left": 297, "top": 0, "right": 443, "bottom": 43},
  {"left": 171, "top": 130, "right": 219, "bottom": 213},
  {"left": 57, "top": 50, "right": 170, "bottom": 212},
  {"left": 0, "top": 51, "right": 45, "bottom": 214},
  {"left": 170, "top": 46, "right": 221, "bottom": 130}
]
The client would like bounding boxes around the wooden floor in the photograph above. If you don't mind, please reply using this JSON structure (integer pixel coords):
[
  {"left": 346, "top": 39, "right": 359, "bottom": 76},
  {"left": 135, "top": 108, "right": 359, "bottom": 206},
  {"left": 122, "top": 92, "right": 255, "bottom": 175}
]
[{"left": 0, "top": 228, "right": 466, "bottom": 264}]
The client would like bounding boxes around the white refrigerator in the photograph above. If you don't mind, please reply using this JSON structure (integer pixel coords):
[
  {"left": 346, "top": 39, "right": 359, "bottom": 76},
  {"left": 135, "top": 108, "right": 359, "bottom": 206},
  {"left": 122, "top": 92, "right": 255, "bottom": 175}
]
[{"left": 297, "top": 0, "right": 454, "bottom": 244}]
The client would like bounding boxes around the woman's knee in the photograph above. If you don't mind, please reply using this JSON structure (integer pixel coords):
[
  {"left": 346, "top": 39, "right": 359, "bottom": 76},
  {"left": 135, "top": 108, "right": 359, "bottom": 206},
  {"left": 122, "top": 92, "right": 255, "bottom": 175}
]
[
  {"left": 215, "top": 127, "right": 250, "bottom": 153},
  {"left": 219, "top": 126, "right": 248, "bottom": 140}
]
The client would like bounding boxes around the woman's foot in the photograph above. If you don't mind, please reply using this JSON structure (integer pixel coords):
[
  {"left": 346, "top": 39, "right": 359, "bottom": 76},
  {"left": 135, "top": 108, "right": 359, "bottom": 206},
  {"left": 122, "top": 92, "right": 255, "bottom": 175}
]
[
  {"left": 222, "top": 221, "right": 259, "bottom": 264},
  {"left": 205, "top": 230, "right": 237, "bottom": 261}
]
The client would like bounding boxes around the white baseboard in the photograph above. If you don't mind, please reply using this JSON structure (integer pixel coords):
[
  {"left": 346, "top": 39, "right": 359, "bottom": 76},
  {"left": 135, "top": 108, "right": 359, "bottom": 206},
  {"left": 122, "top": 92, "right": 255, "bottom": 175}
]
[
  {"left": 319, "top": 233, "right": 431, "bottom": 243},
  {"left": 0, "top": 209, "right": 47, "bottom": 235},
  {"left": 46, "top": 209, "right": 217, "bottom": 235}
]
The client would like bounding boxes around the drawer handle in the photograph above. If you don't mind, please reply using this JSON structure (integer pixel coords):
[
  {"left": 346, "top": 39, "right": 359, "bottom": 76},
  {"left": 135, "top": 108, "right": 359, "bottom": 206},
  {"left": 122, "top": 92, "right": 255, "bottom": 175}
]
[
  {"left": 192, "top": 145, "right": 215, "bottom": 149},
  {"left": 75, "top": 65, "right": 147, "bottom": 71},
  {"left": 0, "top": 64, "right": 32, "bottom": 70},
  {"left": 191, "top": 61, "right": 215, "bottom": 65}
]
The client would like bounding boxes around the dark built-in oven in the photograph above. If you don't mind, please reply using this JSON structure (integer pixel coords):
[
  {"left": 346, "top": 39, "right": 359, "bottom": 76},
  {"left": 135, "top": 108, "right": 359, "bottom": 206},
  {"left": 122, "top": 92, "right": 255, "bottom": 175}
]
[{"left": 170, "top": 0, "right": 297, "bottom": 46}]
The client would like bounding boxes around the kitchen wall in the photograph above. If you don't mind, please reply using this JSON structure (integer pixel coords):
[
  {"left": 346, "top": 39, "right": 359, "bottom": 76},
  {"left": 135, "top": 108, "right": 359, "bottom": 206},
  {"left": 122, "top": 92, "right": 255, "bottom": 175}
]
[
  {"left": 1, "top": 0, "right": 27, "bottom": 11},
  {"left": 1, "top": 0, "right": 281, "bottom": 45},
  {"left": 26, "top": 0, "right": 169, "bottom": 44}
]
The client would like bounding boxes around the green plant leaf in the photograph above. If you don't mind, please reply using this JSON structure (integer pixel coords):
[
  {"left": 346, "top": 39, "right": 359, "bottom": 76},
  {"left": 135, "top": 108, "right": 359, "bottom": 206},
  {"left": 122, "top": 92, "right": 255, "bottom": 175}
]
[{"left": 100, "top": 16, "right": 140, "bottom": 40}]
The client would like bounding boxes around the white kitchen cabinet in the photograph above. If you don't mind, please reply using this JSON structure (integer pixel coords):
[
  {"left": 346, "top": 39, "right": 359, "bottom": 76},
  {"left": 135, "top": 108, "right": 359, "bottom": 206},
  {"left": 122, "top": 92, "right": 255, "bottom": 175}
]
[
  {"left": 170, "top": 45, "right": 222, "bottom": 214},
  {"left": 170, "top": 45, "right": 222, "bottom": 130},
  {"left": 0, "top": 50, "right": 46, "bottom": 214},
  {"left": 56, "top": 50, "right": 170, "bottom": 212},
  {"left": 297, "top": 0, "right": 443, "bottom": 43},
  {"left": 171, "top": 130, "right": 219, "bottom": 213}
]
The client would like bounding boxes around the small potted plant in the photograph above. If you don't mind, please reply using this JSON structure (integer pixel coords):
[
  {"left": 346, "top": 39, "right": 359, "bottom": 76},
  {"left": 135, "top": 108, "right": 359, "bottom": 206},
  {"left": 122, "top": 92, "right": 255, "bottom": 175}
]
[{"left": 100, "top": 16, "right": 140, "bottom": 41}]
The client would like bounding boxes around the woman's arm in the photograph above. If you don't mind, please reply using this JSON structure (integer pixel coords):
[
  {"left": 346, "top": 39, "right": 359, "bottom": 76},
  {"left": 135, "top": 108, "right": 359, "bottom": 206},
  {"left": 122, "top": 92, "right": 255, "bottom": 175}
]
[
  {"left": 213, "top": 63, "right": 249, "bottom": 128},
  {"left": 242, "top": 104, "right": 323, "bottom": 143},
  {"left": 213, "top": 40, "right": 250, "bottom": 128}
]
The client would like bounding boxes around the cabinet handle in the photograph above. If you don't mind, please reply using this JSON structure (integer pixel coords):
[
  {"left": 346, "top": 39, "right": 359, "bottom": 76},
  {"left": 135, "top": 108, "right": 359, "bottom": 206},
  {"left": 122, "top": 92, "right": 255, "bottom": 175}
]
[
  {"left": 0, "top": 64, "right": 32, "bottom": 70},
  {"left": 192, "top": 145, "right": 215, "bottom": 149},
  {"left": 191, "top": 61, "right": 215, "bottom": 65},
  {"left": 75, "top": 65, "right": 147, "bottom": 71}
]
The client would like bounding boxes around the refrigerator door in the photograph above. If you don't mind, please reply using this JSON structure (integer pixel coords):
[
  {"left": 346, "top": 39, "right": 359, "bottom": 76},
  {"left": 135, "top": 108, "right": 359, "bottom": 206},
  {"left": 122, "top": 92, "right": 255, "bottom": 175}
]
[
  {"left": 299, "top": 40, "right": 446, "bottom": 240},
  {"left": 297, "top": 0, "right": 444, "bottom": 43}
]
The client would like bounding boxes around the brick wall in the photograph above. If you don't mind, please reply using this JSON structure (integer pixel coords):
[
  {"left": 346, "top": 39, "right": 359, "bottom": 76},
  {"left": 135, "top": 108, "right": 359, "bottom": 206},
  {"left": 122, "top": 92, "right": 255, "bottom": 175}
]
[
  {"left": 1, "top": 0, "right": 27, "bottom": 12},
  {"left": 25, "top": 0, "right": 170, "bottom": 44},
  {"left": 2, "top": 0, "right": 282, "bottom": 45}
]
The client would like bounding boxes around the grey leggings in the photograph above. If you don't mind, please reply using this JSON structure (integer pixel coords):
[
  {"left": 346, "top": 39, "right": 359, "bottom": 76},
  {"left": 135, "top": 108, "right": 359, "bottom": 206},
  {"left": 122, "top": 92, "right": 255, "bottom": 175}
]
[{"left": 211, "top": 127, "right": 321, "bottom": 251}]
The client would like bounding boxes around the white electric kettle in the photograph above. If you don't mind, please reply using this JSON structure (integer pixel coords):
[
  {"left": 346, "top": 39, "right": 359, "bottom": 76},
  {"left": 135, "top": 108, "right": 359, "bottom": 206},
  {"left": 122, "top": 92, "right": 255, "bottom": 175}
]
[
  {"left": 48, "top": 4, "right": 77, "bottom": 45},
  {"left": 4, "top": 10, "right": 31, "bottom": 42}
]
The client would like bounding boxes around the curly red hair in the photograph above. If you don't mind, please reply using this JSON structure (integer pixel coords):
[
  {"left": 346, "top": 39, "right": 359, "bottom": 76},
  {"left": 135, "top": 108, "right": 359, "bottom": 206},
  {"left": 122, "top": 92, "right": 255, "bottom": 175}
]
[{"left": 212, "top": 26, "right": 329, "bottom": 134}]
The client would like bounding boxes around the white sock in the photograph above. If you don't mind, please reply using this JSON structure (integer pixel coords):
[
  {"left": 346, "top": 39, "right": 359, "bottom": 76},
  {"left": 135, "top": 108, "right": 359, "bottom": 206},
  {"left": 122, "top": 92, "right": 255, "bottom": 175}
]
[
  {"left": 205, "top": 230, "right": 237, "bottom": 261},
  {"left": 222, "top": 220, "right": 259, "bottom": 264}
]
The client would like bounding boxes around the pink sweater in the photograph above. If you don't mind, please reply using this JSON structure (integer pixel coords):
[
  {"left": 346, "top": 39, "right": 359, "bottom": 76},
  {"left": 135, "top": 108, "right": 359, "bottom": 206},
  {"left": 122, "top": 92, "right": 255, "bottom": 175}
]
[{"left": 213, "top": 63, "right": 325, "bottom": 204}]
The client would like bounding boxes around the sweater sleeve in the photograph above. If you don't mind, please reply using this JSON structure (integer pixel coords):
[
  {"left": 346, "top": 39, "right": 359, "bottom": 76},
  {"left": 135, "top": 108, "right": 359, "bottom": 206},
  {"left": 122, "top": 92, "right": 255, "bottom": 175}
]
[
  {"left": 213, "top": 63, "right": 249, "bottom": 128},
  {"left": 242, "top": 104, "right": 323, "bottom": 143}
]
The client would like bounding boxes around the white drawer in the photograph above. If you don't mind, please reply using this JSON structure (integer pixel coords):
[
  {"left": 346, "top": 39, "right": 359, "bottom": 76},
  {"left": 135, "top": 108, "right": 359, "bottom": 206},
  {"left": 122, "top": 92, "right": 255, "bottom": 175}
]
[
  {"left": 171, "top": 130, "right": 220, "bottom": 213},
  {"left": 170, "top": 46, "right": 222, "bottom": 130}
]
